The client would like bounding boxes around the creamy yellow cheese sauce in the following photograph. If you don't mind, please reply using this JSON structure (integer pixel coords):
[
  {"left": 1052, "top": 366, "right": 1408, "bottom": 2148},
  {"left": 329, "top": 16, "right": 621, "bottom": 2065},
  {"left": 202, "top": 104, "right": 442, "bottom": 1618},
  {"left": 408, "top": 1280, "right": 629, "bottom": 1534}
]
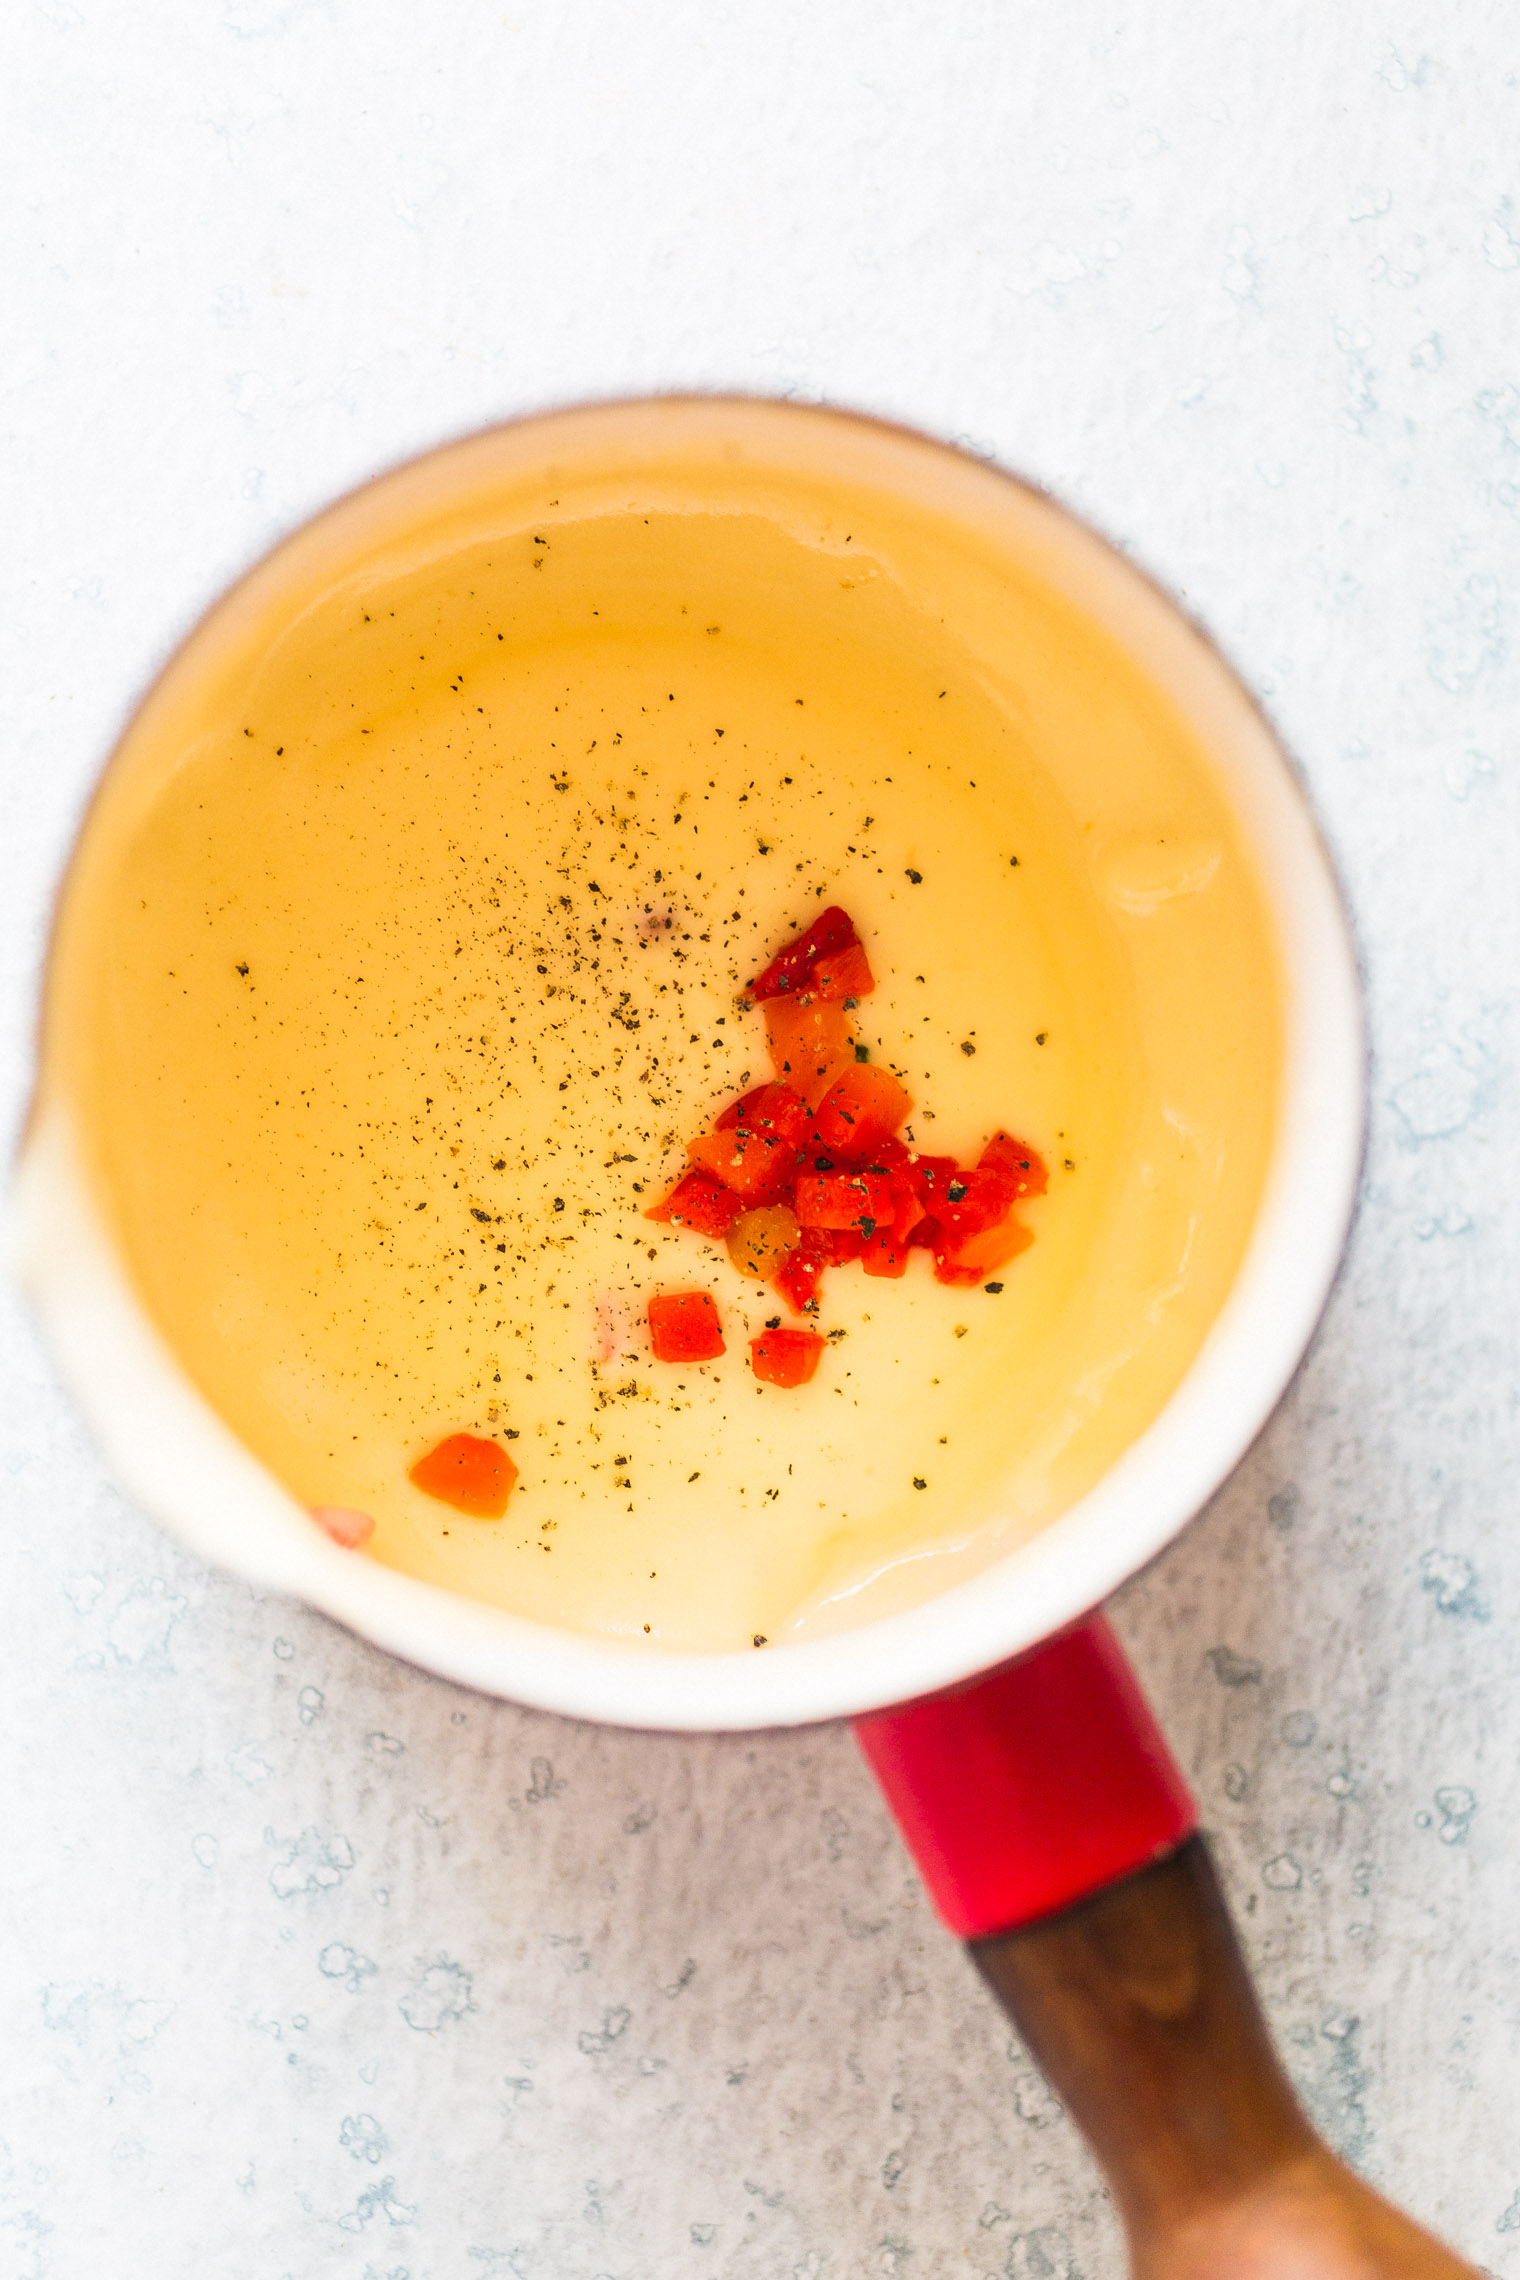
[{"left": 46, "top": 412, "right": 1280, "bottom": 1651}]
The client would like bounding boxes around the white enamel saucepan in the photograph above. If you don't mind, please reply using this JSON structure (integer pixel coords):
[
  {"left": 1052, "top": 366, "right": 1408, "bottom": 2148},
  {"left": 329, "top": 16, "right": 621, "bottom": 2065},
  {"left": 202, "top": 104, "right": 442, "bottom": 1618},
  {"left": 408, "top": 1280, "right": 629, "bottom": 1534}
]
[{"left": 19, "top": 401, "right": 1467, "bottom": 2273}]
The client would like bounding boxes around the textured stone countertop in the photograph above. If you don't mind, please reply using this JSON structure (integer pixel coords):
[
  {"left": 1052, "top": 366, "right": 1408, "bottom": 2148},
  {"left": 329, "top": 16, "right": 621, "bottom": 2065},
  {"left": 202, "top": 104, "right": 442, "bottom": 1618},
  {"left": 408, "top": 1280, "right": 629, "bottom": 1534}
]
[{"left": 3, "top": 7, "right": 1517, "bottom": 2275}]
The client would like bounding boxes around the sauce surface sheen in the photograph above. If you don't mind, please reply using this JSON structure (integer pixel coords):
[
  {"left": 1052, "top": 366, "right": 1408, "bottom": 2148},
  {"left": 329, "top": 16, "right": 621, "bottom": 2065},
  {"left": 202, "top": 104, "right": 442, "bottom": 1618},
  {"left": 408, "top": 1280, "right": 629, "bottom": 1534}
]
[{"left": 54, "top": 458, "right": 1280, "bottom": 1650}]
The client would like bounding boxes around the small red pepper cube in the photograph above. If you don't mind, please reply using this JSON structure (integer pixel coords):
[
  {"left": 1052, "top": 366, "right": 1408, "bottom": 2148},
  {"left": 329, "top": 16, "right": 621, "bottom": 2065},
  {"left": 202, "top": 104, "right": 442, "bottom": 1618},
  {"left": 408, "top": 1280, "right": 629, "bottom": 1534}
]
[
  {"left": 868, "top": 1134, "right": 912, "bottom": 1169},
  {"left": 688, "top": 1125, "right": 799, "bottom": 1205},
  {"left": 860, "top": 1226, "right": 910, "bottom": 1277},
  {"left": 645, "top": 1170, "right": 745, "bottom": 1238},
  {"left": 763, "top": 996, "right": 857, "bottom": 1100},
  {"left": 791, "top": 1170, "right": 836, "bottom": 1226},
  {"left": 979, "top": 1131, "right": 1049, "bottom": 1199},
  {"left": 793, "top": 1166, "right": 896, "bottom": 1233},
  {"left": 851, "top": 1170, "right": 899, "bottom": 1230},
  {"left": 775, "top": 1228, "right": 830, "bottom": 1315},
  {"left": 885, "top": 1165, "right": 928, "bottom": 1244},
  {"left": 825, "top": 1224, "right": 868, "bottom": 1263},
  {"left": 935, "top": 1163, "right": 1018, "bottom": 1241},
  {"left": 748, "top": 905, "right": 858, "bottom": 1001},
  {"left": 409, "top": 1432, "right": 519, "bottom": 1519},
  {"left": 716, "top": 1079, "right": 813, "bottom": 1150},
  {"left": 648, "top": 1289, "right": 726, "bottom": 1362},
  {"left": 812, "top": 1064, "right": 913, "bottom": 1158},
  {"left": 812, "top": 940, "right": 875, "bottom": 1001},
  {"left": 932, "top": 1219, "right": 1035, "bottom": 1287},
  {"left": 750, "top": 1325, "right": 826, "bottom": 1388},
  {"left": 715, "top": 1086, "right": 770, "bottom": 1132},
  {"left": 745, "top": 1081, "right": 814, "bottom": 1147},
  {"left": 907, "top": 1153, "right": 960, "bottom": 1212}
]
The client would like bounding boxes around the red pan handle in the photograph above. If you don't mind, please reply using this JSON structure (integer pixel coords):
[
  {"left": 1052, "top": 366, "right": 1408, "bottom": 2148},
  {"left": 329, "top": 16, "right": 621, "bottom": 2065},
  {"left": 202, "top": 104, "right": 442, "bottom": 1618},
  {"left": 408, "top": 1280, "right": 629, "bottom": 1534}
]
[
  {"left": 855, "top": 1616, "right": 1478, "bottom": 2276},
  {"left": 855, "top": 1613, "right": 1195, "bottom": 1937}
]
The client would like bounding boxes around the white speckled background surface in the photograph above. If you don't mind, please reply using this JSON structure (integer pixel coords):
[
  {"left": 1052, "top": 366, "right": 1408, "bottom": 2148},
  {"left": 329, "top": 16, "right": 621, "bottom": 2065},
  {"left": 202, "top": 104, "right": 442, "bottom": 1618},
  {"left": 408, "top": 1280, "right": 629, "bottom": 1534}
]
[{"left": 3, "top": 6, "right": 1518, "bottom": 2274}]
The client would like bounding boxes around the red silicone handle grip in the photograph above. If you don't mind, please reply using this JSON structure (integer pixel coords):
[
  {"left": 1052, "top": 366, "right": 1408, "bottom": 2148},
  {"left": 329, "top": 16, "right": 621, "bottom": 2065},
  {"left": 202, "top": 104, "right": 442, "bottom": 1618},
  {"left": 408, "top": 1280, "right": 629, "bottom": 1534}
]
[{"left": 854, "top": 1614, "right": 1197, "bottom": 1940}]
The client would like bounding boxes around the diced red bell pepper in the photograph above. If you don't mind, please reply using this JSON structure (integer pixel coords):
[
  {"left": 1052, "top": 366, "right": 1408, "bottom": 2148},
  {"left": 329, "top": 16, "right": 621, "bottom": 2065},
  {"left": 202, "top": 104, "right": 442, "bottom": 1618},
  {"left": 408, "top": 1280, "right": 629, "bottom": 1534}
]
[
  {"left": 750, "top": 1325, "right": 827, "bottom": 1387},
  {"left": 932, "top": 1219, "right": 1035, "bottom": 1287},
  {"left": 907, "top": 1154, "right": 960, "bottom": 1213},
  {"left": 868, "top": 1133, "right": 912, "bottom": 1169},
  {"left": 811, "top": 1065, "right": 913, "bottom": 1158},
  {"left": 884, "top": 1164, "right": 927, "bottom": 1243},
  {"left": 980, "top": 1130, "right": 1049, "bottom": 1199},
  {"left": 648, "top": 1289, "right": 726, "bottom": 1361},
  {"left": 715, "top": 1086, "right": 769, "bottom": 1131},
  {"left": 812, "top": 940, "right": 875, "bottom": 1001},
  {"left": 866, "top": 1139, "right": 914, "bottom": 1211},
  {"left": 748, "top": 905, "right": 858, "bottom": 1002},
  {"left": 648, "top": 906, "right": 1047, "bottom": 1323},
  {"left": 713, "top": 1081, "right": 813, "bottom": 1143},
  {"left": 793, "top": 1166, "right": 897, "bottom": 1233},
  {"left": 688, "top": 1125, "right": 799, "bottom": 1205},
  {"left": 860, "top": 1226, "right": 910, "bottom": 1278},
  {"left": 763, "top": 997, "right": 856, "bottom": 1100},
  {"left": 742, "top": 1080, "right": 813, "bottom": 1147},
  {"left": 935, "top": 1163, "right": 1018, "bottom": 1241},
  {"left": 409, "top": 1432, "right": 519, "bottom": 1519},
  {"left": 645, "top": 1170, "right": 744, "bottom": 1238},
  {"left": 775, "top": 1227, "right": 831, "bottom": 1315},
  {"left": 979, "top": 1130, "right": 1052, "bottom": 1203}
]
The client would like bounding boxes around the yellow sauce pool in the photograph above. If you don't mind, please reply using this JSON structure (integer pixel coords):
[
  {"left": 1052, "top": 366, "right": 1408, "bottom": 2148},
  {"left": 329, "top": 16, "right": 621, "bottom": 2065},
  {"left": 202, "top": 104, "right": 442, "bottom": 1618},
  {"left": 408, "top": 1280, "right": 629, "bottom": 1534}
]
[{"left": 45, "top": 410, "right": 1280, "bottom": 1651}]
